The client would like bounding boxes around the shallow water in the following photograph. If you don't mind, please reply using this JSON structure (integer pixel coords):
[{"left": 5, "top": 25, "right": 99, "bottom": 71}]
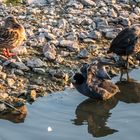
[{"left": 0, "top": 68, "right": 140, "bottom": 140}]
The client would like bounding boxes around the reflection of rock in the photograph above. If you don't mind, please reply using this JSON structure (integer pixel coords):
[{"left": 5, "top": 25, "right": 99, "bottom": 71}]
[
  {"left": 0, "top": 105, "right": 27, "bottom": 123},
  {"left": 116, "top": 80, "right": 140, "bottom": 103},
  {"left": 73, "top": 98, "right": 118, "bottom": 137}
]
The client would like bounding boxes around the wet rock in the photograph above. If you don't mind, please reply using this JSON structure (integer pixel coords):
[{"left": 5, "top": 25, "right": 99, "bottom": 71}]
[
  {"left": 43, "top": 43, "right": 56, "bottom": 60},
  {"left": 59, "top": 40, "right": 79, "bottom": 51},
  {"left": 28, "top": 90, "right": 37, "bottom": 101},
  {"left": 27, "top": 58, "right": 45, "bottom": 68}
]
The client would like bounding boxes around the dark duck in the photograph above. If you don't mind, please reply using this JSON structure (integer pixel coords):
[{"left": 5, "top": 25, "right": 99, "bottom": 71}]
[
  {"left": 72, "top": 61, "right": 120, "bottom": 100},
  {"left": 107, "top": 24, "right": 140, "bottom": 68}
]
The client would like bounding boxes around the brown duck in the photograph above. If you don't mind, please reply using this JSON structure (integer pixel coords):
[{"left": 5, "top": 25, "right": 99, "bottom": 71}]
[
  {"left": 0, "top": 16, "right": 26, "bottom": 57},
  {"left": 107, "top": 24, "right": 140, "bottom": 68},
  {"left": 72, "top": 62, "right": 120, "bottom": 100}
]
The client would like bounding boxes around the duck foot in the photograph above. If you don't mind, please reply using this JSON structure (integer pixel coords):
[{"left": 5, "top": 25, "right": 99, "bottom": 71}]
[{"left": 3, "top": 48, "right": 16, "bottom": 58}]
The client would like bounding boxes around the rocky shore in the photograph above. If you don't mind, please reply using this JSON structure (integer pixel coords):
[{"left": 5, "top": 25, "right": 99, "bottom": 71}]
[{"left": 0, "top": 0, "right": 140, "bottom": 115}]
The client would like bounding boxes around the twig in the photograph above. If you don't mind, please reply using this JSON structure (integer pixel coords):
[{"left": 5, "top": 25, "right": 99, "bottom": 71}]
[{"left": 0, "top": 99, "right": 22, "bottom": 114}]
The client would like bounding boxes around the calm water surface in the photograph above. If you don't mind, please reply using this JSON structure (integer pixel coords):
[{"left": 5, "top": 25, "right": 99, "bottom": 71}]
[{"left": 0, "top": 68, "right": 140, "bottom": 140}]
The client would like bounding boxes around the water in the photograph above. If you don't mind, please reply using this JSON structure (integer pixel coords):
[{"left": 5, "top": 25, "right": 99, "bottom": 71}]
[{"left": 0, "top": 68, "right": 140, "bottom": 140}]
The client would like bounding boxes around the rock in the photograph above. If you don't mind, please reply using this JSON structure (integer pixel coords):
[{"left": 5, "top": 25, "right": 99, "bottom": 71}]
[
  {"left": 134, "top": 7, "right": 140, "bottom": 15},
  {"left": 88, "top": 30, "right": 102, "bottom": 40},
  {"left": 27, "top": 0, "right": 46, "bottom": 4},
  {"left": 27, "top": 58, "right": 45, "bottom": 68},
  {"left": 78, "top": 48, "right": 89, "bottom": 58},
  {"left": 7, "top": 78, "right": 15, "bottom": 87},
  {"left": 11, "top": 62, "right": 30, "bottom": 71},
  {"left": 55, "top": 55, "right": 64, "bottom": 63},
  {"left": 12, "top": 46, "right": 27, "bottom": 55},
  {"left": 44, "top": 32, "right": 56, "bottom": 40},
  {"left": 60, "top": 51, "right": 70, "bottom": 57},
  {"left": 0, "top": 93, "right": 8, "bottom": 99},
  {"left": 38, "top": 32, "right": 46, "bottom": 45},
  {"left": 79, "top": 0, "right": 96, "bottom": 6},
  {"left": 118, "top": 16, "right": 131, "bottom": 26},
  {"left": 33, "top": 68, "right": 46, "bottom": 74},
  {"left": 105, "top": 31, "right": 118, "bottom": 39},
  {"left": 43, "top": 43, "right": 56, "bottom": 60},
  {"left": 58, "top": 18, "right": 68, "bottom": 29},
  {"left": 59, "top": 40, "right": 79, "bottom": 51},
  {"left": 104, "top": 0, "right": 116, "bottom": 4},
  {"left": 29, "top": 90, "right": 37, "bottom": 101},
  {"left": 0, "top": 103, "right": 6, "bottom": 112},
  {"left": 81, "top": 17, "right": 93, "bottom": 26},
  {"left": 0, "top": 71, "right": 6, "bottom": 80},
  {"left": 12, "top": 69, "right": 24, "bottom": 76}
]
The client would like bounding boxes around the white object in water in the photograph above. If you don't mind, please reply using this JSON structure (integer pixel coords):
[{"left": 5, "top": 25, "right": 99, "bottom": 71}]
[{"left": 47, "top": 126, "right": 53, "bottom": 132}]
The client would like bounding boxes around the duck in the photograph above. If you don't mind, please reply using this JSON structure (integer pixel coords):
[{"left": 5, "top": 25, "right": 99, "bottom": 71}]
[
  {"left": 0, "top": 16, "right": 26, "bottom": 57},
  {"left": 72, "top": 61, "right": 120, "bottom": 100},
  {"left": 107, "top": 24, "right": 140, "bottom": 68}
]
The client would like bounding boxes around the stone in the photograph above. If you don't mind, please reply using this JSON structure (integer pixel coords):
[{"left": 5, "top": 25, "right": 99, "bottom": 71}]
[
  {"left": 44, "top": 32, "right": 56, "bottom": 40},
  {"left": 105, "top": 31, "right": 118, "bottom": 39},
  {"left": 7, "top": 78, "right": 15, "bottom": 87},
  {"left": 59, "top": 40, "right": 79, "bottom": 51},
  {"left": 78, "top": 48, "right": 89, "bottom": 58},
  {"left": 27, "top": 58, "right": 45, "bottom": 68},
  {"left": 118, "top": 16, "right": 131, "bottom": 26},
  {"left": 88, "top": 30, "right": 102, "bottom": 40},
  {"left": 11, "top": 62, "right": 30, "bottom": 71},
  {"left": 79, "top": 0, "right": 96, "bottom": 6},
  {"left": 29, "top": 90, "right": 37, "bottom": 101},
  {"left": 0, "top": 103, "right": 6, "bottom": 112},
  {"left": 58, "top": 18, "right": 68, "bottom": 29},
  {"left": 0, "top": 71, "right": 6, "bottom": 80},
  {"left": 13, "top": 69, "right": 24, "bottom": 76},
  {"left": 43, "top": 43, "right": 56, "bottom": 60},
  {"left": 33, "top": 68, "right": 46, "bottom": 74}
]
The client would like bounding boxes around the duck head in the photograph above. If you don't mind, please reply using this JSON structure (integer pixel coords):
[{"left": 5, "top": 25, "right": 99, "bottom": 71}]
[
  {"left": 4, "top": 16, "right": 19, "bottom": 28},
  {"left": 72, "top": 73, "right": 85, "bottom": 86}
]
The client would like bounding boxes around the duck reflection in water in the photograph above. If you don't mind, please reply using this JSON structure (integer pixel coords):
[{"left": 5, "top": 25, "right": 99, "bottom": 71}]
[
  {"left": 116, "top": 79, "right": 140, "bottom": 103},
  {"left": 0, "top": 105, "right": 27, "bottom": 123},
  {"left": 72, "top": 98, "right": 118, "bottom": 137},
  {"left": 73, "top": 78, "right": 140, "bottom": 138}
]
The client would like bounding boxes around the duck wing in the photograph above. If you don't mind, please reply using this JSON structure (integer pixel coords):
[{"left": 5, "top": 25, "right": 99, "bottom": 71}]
[{"left": 0, "top": 28, "right": 21, "bottom": 49}]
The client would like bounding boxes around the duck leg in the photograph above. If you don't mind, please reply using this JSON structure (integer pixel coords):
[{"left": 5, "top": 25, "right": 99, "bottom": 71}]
[
  {"left": 125, "top": 55, "right": 129, "bottom": 69},
  {"left": 2, "top": 48, "right": 16, "bottom": 57}
]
